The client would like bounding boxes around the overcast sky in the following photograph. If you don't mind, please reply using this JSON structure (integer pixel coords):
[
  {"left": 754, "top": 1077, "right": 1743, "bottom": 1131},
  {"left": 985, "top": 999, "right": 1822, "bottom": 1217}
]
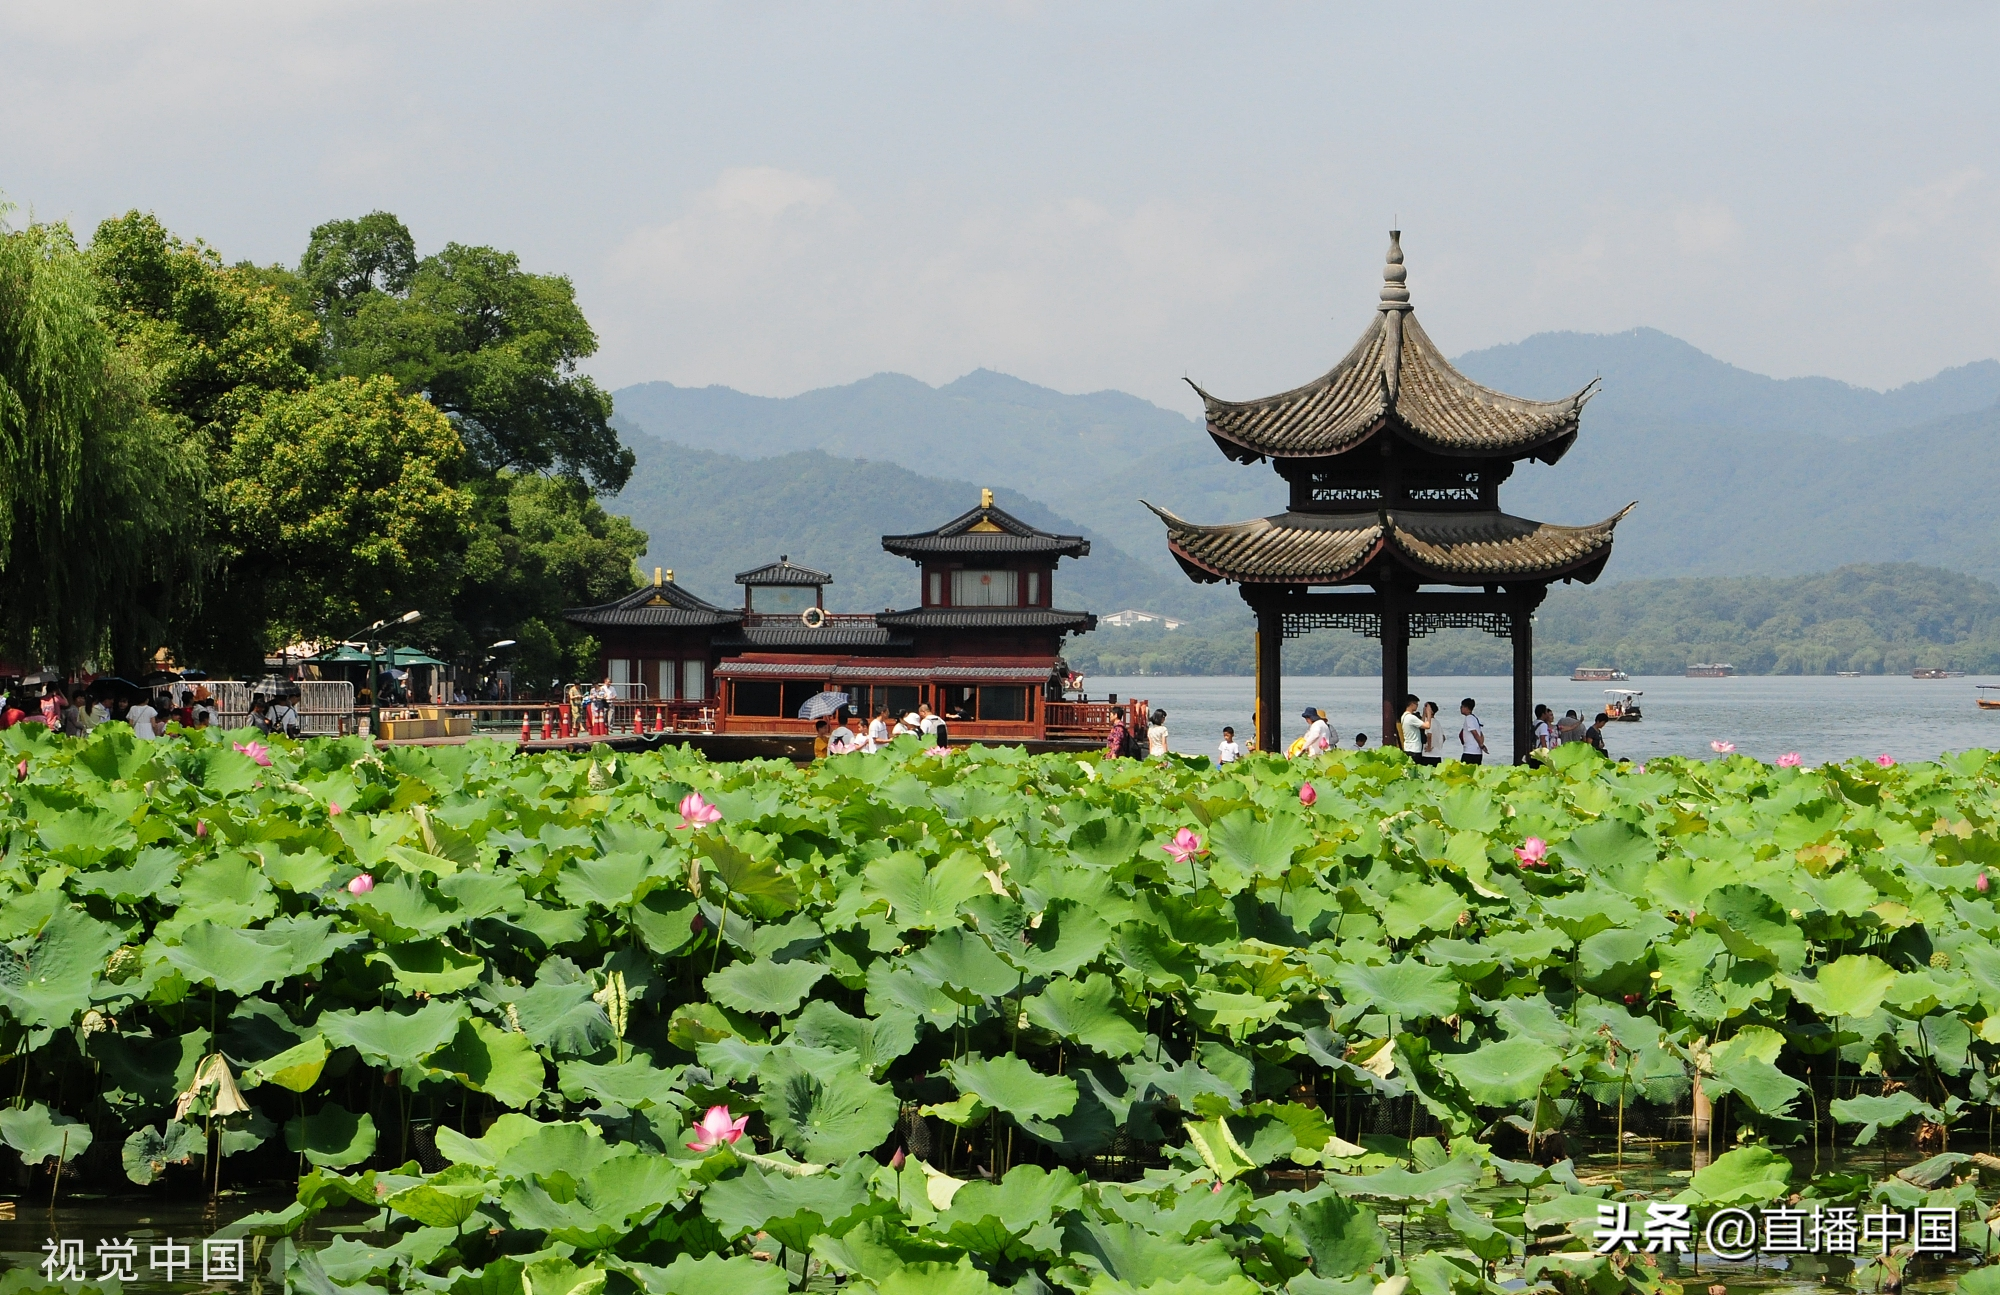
[{"left": 5, "top": 3, "right": 1997, "bottom": 413}]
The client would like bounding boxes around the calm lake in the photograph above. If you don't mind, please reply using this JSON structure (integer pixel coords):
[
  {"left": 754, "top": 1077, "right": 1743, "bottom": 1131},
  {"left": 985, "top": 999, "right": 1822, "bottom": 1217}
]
[{"left": 1094, "top": 673, "right": 2000, "bottom": 767}]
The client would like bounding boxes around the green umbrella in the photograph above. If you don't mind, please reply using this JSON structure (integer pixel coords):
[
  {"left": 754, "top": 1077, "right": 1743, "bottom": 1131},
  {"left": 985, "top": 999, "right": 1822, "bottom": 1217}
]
[{"left": 311, "top": 645, "right": 449, "bottom": 667}]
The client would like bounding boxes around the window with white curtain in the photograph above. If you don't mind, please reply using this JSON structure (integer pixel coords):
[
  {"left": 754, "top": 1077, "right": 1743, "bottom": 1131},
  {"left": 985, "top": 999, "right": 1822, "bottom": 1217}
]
[
  {"left": 951, "top": 569, "right": 1017, "bottom": 606},
  {"left": 682, "top": 660, "right": 705, "bottom": 700},
  {"left": 1027, "top": 571, "right": 1040, "bottom": 605},
  {"left": 929, "top": 572, "right": 943, "bottom": 605}
]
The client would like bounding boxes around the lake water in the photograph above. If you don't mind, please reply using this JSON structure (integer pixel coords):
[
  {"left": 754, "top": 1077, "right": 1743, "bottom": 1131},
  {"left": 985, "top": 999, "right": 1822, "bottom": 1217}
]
[{"left": 1093, "top": 673, "right": 2000, "bottom": 766}]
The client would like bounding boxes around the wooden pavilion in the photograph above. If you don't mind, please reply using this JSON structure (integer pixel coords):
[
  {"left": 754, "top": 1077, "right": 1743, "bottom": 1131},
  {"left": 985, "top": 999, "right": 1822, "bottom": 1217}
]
[{"left": 1149, "top": 232, "right": 1633, "bottom": 763}]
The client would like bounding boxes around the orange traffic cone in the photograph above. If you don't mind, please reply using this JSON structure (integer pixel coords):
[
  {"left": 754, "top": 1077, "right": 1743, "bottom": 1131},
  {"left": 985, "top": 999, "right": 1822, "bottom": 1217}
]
[
  {"left": 541, "top": 712, "right": 552, "bottom": 741},
  {"left": 520, "top": 715, "right": 531, "bottom": 743}
]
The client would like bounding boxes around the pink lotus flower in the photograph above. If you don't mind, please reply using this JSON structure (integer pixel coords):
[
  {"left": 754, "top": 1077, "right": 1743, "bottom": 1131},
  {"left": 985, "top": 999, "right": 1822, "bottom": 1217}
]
[
  {"left": 328, "top": 802, "right": 342, "bottom": 816},
  {"left": 1875, "top": 753, "right": 1896, "bottom": 768},
  {"left": 889, "top": 1147, "right": 906, "bottom": 1170},
  {"left": 1710, "top": 741, "right": 1735, "bottom": 754},
  {"left": 1298, "top": 782, "right": 1317, "bottom": 807},
  {"left": 348, "top": 873, "right": 375, "bottom": 896},
  {"left": 234, "top": 740, "right": 272, "bottom": 767},
  {"left": 1162, "top": 827, "right": 1204, "bottom": 866},
  {"left": 1513, "top": 836, "right": 1548, "bottom": 868},
  {"left": 1210, "top": 1179, "right": 1223, "bottom": 1194},
  {"left": 687, "top": 1104, "right": 749, "bottom": 1152},
  {"left": 1776, "top": 752, "right": 1802, "bottom": 768},
  {"left": 1979, "top": 872, "right": 1990, "bottom": 894},
  {"left": 677, "top": 792, "right": 722, "bottom": 830},
  {"left": 195, "top": 820, "right": 207, "bottom": 839}
]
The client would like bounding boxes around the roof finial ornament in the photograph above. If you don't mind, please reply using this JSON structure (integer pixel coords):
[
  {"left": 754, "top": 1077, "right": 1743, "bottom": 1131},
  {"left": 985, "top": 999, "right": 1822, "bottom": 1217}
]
[
  {"left": 1378, "top": 230, "right": 1410, "bottom": 312},
  {"left": 981, "top": 487, "right": 994, "bottom": 510}
]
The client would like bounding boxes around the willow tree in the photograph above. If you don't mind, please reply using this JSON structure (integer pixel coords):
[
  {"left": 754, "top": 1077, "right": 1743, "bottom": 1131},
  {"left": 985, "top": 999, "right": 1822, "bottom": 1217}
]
[{"left": 0, "top": 217, "right": 204, "bottom": 672}]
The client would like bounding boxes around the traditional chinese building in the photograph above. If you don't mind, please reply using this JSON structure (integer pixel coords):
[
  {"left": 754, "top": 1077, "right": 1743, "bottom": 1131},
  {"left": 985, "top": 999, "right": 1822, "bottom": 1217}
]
[
  {"left": 564, "top": 491, "right": 1101, "bottom": 744},
  {"left": 1149, "top": 232, "right": 1632, "bottom": 762}
]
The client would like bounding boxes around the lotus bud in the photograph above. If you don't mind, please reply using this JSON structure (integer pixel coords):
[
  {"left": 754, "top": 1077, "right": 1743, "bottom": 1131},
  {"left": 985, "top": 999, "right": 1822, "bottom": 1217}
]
[
  {"left": 13, "top": 760, "right": 25, "bottom": 782},
  {"left": 348, "top": 873, "right": 375, "bottom": 895},
  {"left": 328, "top": 802, "right": 342, "bottom": 816},
  {"left": 1298, "top": 782, "right": 1317, "bottom": 807},
  {"left": 1623, "top": 993, "right": 1641, "bottom": 1006},
  {"left": 195, "top": 820, "right": 207, "bottom": 839},
  {"left": 1980, "top": 872, "right": 1991, "bottom": 894},
  {"left": 1875, "top": 753, "right": 1896, "bottom": 768},
  {"left": 890, "top": 1147, "right": 906, "bottom": 1170}
]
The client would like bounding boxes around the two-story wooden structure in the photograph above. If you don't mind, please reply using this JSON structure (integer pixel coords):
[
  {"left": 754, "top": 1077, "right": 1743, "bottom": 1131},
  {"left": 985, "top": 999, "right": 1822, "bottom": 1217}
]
[{"left": 564, "top": 492, "right": 1101, "bottom": 744}]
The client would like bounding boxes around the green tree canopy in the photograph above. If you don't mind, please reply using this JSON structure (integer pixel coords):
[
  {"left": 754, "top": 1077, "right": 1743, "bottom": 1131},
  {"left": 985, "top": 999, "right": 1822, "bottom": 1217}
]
[
  {"left": 308, "top": 218, "right": 632, "bottom": 492},
  {"left": 224, "top": 375, "right": 475, "bottom": 647}
]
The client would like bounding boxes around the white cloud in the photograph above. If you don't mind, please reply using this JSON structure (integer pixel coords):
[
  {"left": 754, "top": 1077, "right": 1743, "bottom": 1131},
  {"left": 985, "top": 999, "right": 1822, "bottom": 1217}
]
[{"left": 1848, "top": 167, "right": 1990, "bottom": 270}]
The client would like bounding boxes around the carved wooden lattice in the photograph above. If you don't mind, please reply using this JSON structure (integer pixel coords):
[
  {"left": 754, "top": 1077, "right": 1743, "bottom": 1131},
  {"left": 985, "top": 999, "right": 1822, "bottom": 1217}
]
[
  {"left": 1282, "top": 610, "right": 1379, "bottom": 640},
  {"left": 1281, "top": 608, "right": 1515, "bottom": 640}
]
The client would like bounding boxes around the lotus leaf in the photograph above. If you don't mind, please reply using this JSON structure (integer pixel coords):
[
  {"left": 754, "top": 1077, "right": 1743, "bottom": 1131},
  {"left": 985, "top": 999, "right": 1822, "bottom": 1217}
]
[
  {"left": 1024, "top": 974, "right": 1146, "bottom": 1057},
  {"left": 706, "top": 958, "right": 826, "bottom": 1017},
  {"left": 368, "top": 939, "right": 485, "bottom": 995},
  {"left": 1288, "top": 1195, "right": 1389, "bottom": 1277},
  {"left": 1675, "top": 1144, "right": 1793, "bottom": 1205},
  {"left": 510, "top": 977, "right": 614, "bottom": 1055},
  {"left": 1437, "top": 1038, "right": 1563, "bottom": 1105},
  {"left": 788, "top": 1000, "right": 919, "bottom": 1074},
  {"left": 1331, "top": 960, "right": 1463, "bottom": 1023},
  {"left": 864, "top": 851, "right": 988, "bottom": 930},
  {"left": 701, "top": 1163, "right": 872, "bottom": 1251},
  {"left": 1207, "top": 809, "right": 1314, "bottom": 890},
  {"left": 1830, "top": 1090, "right": 1941, "bottom": 1146},
  {"left": 285, "top": 1104, "right": 378, "bottom": 1168},
  {"left": 556, "top": 1056, "right": 688, "bottom": 1112},
  {"left": 0, "top": 1102, "right": 92, "bottom": 1162},
  {"left": 320, "top": 1002, "right": 468, "bottom": 1068},
  {"left": 240, "top": 1034, "right": 331, "bottom": 1093},
  {"left": 907, "top": 927, "right": 1020, "bottom": 999},
  {"left": 946, "top": 1054, "right": 1078, "bottom": 1122},
  {"left": 623, "top": 1253, "right": 789, "bottom": 1295},
  {"left": 428, "top": 1018, "right": 547, "bottom": 1107},
  {"left": 122, "top": 1121, "right": 201, "bottom": 1185},
  {"left": 499, "top": 1152, "right": 684, "bottom": 1247},
  {"left": 1060, "top": 1217, "right": 1245, "bottom": 1290},
  {"left": 758, "top": 1051, "right": 899, "bottom": 1162},
  {"left": 0, "top": 906, "right": 120, "bottom": 1028}
]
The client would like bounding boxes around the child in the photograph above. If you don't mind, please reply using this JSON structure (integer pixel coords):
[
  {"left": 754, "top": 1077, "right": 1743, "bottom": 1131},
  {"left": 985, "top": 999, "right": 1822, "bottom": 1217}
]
[
  {"left": 1217, "top": 726, "right": 1242, "bottom": 764},
  {"left": 1354, "top": 732, "right": 1368, "bottom": 749}
]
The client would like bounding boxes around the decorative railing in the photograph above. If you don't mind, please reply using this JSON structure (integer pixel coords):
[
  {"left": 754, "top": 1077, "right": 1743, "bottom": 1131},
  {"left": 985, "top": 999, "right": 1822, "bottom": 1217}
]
[{"left": 741, "top": 612, "right": 881, "bottom": 628}]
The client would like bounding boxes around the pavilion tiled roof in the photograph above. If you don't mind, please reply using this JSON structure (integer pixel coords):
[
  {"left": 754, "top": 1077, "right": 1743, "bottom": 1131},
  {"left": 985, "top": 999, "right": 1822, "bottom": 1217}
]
[
  {"left": 713, "top": 655, "right": 1055, "bottom": 683},
  {"left": 713, "top": 625, "right": 911, "bottom": 650},
  {"left": 563, "top": 580, "right": 740, "bottom": 629},
  {"left": 735, "top": 556, "right": 833, "bottom": 586},
  {"left": 1192, "top": 233, "right": 1595, "bottom": 464},
  {"left": 877, "top": 607, "right": 1097, "bottom": 633},
  {"left": 882, "top": 493, "right": 1090, "bottom": 561},
  {"left": 1145, "top": 501, "right": 1635, "bottom": 587}
]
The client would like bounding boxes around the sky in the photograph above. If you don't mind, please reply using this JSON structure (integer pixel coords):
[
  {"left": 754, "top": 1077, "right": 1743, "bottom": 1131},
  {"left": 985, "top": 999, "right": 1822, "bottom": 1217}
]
[{"left": 5, "top": 2, "right": 1998, "bottom": 414}]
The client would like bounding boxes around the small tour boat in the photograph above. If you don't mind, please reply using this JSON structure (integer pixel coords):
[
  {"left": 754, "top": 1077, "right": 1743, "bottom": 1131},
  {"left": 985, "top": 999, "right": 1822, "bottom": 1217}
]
[
  {"left": 1914, "top": 667, "right": 1967, "bottom": 679},
  {"left": 1571, "top": 666, "right": 1628, "bottom": 682},
  {"left": 1686, "top": 663, "right": 1735, "bottom": 678},
  {"left": 1603, "top": 689, "right": 1643, "bottom": 722},
  {"left": 1979, "top": 686, "right": 2000, "bottom": 711}
]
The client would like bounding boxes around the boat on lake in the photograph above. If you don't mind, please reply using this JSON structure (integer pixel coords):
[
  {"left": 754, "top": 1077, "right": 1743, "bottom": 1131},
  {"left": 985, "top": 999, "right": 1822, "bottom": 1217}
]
[
  {"left": 1914, "top": 667, "right": 1967, "bottom": 679},
  {"left": 1686, "top": 663, "right": 1735, "bottom": 678},
  {"left": 1571, "top": 666, "right": 1628, "bottom": 682},
  {"left": 1603, "top": 689, "right": 1642, "bottom": 722},
  {"left": 1979, "top": 686, "right": 2000, "bottom": 711}
]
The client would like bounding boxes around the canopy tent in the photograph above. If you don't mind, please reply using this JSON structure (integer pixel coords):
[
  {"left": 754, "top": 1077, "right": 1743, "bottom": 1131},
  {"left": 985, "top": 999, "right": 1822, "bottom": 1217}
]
[{"left": 310, "top": 645, "right": 449, "bottom": 667}]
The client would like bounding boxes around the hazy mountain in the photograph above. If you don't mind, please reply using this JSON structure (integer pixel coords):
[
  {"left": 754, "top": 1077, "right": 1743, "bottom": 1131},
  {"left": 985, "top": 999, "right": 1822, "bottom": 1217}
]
[
  {"left": 608, "top": 327, "right": 2000, "bottom": 607},
  {"left": 610, "top": 428, "right": 1235, "bottom": 620}
]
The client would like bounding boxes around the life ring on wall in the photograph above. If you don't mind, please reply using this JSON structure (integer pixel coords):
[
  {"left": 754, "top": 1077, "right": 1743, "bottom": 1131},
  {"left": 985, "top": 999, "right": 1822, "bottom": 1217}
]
[{"left": 800, "top": 607, "right": 827, "bottom": 629}]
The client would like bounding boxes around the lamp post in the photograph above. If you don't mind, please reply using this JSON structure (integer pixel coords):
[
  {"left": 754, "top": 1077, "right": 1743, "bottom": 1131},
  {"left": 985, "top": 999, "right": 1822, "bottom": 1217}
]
[{"left": 349, "top": 609, "right": 423, "bottom": 738}]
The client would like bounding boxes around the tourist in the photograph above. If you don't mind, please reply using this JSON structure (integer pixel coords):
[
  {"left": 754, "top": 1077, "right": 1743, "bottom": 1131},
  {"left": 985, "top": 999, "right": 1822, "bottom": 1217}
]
[
  {"left": 1533, "top": 704, "right": 1555, "bottom": 749},
  {"left": 1457, "top": 698, "right": 1488, "bottom": 765},
  {"left": 812, "top": 718, "right": 830, "bottom": 760},
  {"left": 918, "top": 702, "right": 947, "bottom": 748},
  {"left": 1295, "top": 707, "right": 1332, "bottom": 757},
  {"left": 247, "top": 697, "right": 273, "bottom": 734},
  {"left": 1146, "top": 709, "right": 1170, "bottom": 758},
  {"left": 1585, "top": 712, "right": 1610, "bottom": 756},
  {"left": 1421, "top": 701, "right": 1441, "bottom": 760},
  {"left": 866, "top": 706, "right": 893, "bottom": 752},
  {"left": 1105, "top": 707, "right": 1130, "bottom": 760},
  {"left": 827, "top": 708, "right": 859, "bottom": 755},
  {"left": 127, "top": 693, "right": 160, "bottom": 740},
  {"left": 1398, "top": 694, "right": 1432, "bottom": 764},
  {"left": 1556, "top": 709, "right": 1582, "bottom": 744},
  {"left": 1217, "top": 726, "right": 1242, "bottom": 765},
  {"left": 191, "top": 686, "right": 219, "bottom": 728},
  {"left": 894, "top": 711, "right": 921, "bottom": 738},
  {"left": 40, "top": 687, "right": 65, "bottom": 732},
  {"left": 61, "top": 694, "right": 83, "bottom": 737},
  {"left": 270, "top": 692, "right": 303, "bottom": 739},
  {"left": 1354, "top": 732, "right": 1368, "bottom": 749}
]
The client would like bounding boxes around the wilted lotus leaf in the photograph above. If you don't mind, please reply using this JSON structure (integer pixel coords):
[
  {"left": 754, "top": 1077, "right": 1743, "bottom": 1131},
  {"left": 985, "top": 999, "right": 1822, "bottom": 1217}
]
[{"left": 121, "top": 1121, "right": 200, "bottom": 1184}]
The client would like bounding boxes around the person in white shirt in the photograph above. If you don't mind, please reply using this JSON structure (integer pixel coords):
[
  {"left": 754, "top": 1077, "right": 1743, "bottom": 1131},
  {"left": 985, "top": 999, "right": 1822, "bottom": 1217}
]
[
  {"left": 1216, "top": 726, "right": 1242, "bottom": 765},
  {"left": 916, "top": 703, "right": 947, "bottom": 748},
  {"left": 1532, "top": 704, "right": 1555, "bottom": 750},
  {"left": 269, "top": 694, "right": 302, "bottom": 739},
  {"left": 864, "top": 707, "right": 892, "bottom": 753},
  {"left": 127, "top": 699, "right": 159, "bottom": 740},
  {"left": 894, "top": 712, "right": 921, "bottom": 738},
  {"left": 827, "top": 709, "right": 859, "bottom": 755},
  {"left": 1398, "top": 694, "right": 1431, "bottom": 764},
  {"left": 1457, "top": 698, "right": 1488, "bottom": 765},
  {"left": 1146, "top": 710, "right": 1170, "bottom": 758},
  {"left": 1298, "top": 707, "right": 1332, "bottom": 756}
]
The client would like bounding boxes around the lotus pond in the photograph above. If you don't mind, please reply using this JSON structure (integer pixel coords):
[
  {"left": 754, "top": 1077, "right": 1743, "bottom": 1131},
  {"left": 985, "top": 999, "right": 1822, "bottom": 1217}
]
[{"left": 3, "top": 724, "right": 2000, "bottom": 1294}]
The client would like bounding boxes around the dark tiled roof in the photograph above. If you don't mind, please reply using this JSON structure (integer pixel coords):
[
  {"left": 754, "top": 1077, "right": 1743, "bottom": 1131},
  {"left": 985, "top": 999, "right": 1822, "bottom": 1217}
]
[
  {"left": 713, "top": 626, "right": 910, "bottom": 650},
  {"left": 715, "top": 655, "right": 1056, "bottom": 682},
  {"left": 735, "top": 557, "right": 833, "bottom": 586},
  {"left": 882, "top": 502, "right": 1089, "bottom": 560},
  {"left": 1147, "top": 501, "right": 1634, "bottom": 586},
  {"left": 877, "top": 607, "right": 1097, "bottom": 633},
  {"left": 1193, "top": 234, "right": 1593, "bottom": 463},
  {"left": 563, "top": 580, "right": 740, "bottom": 629}
]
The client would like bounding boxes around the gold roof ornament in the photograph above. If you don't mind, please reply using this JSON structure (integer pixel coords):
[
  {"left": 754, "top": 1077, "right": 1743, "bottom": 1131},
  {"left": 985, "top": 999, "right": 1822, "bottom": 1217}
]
[{"left": 969, "top": 487, "right": 1005, "bottom": 532}]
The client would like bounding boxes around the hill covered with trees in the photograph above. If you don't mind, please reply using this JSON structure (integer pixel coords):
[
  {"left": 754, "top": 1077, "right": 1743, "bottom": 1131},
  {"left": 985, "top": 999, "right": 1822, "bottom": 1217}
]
[{"left": 1065, "top": 563, "right": 2000, "bottom": 677}]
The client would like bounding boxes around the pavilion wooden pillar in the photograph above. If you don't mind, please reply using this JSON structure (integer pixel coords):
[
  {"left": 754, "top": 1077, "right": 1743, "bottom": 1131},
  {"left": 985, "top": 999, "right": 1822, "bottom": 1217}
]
[
  {"left": 1254, "top": 601, "right": 1282, "bottom": 753},
  {"left": 1511, "top": 601, "right": 1534, "bottom": 764},
  {"left": 1379, "top": 587, "right": 1408, "bottom": 748}
]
